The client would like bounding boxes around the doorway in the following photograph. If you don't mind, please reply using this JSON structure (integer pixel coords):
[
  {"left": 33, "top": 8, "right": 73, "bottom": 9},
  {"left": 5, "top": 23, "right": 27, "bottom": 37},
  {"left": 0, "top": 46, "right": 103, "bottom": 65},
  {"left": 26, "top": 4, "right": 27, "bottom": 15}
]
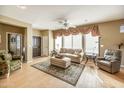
[
  {"left": 7, "top": 33, "right": 22, "bottom": 57},
  {"left": 33, "top": 36, "right": 41, "bottom": 57}
]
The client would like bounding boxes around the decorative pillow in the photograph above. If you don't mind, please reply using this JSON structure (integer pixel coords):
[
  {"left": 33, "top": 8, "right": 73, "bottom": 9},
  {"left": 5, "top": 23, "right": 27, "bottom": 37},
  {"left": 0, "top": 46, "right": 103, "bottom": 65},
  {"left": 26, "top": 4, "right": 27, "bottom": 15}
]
[
  {"left": 74, "top": 51, "right": 78, "bottom": 55},
  {"left": 60, "top": 48, "right": 67, "bottom": 53},
  {"left": 55, "top": 54, "right": 63, "bottom": 59},
  {"left": 66, "top": 49, "right": 73, "bottom": 54},
  {"left": 74, "top": 51, "right": 80, "bottom": 56},
  {"left": 63, "top": 48, "right": 67, "bottom": 53},
  {"left": 60, "top": 48, "right": 63, "bottom": 53},
  {"left": 104, "top": 49, "right": 113, "bottom": 55},
  {"left": 104, "top": 55, "right": 112, "bottom": 61}
]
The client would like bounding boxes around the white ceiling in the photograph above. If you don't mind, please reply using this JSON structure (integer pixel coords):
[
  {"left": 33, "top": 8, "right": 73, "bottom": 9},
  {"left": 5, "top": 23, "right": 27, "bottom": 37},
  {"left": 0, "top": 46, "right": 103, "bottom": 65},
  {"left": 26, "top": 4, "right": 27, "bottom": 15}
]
[{"left": 0, "top": 5, "right": 124, "bottom": 30}]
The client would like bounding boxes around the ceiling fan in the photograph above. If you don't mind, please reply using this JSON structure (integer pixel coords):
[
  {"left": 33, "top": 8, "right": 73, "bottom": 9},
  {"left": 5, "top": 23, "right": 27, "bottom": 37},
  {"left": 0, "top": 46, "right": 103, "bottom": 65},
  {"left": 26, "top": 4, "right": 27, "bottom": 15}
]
[{"left": 58, "top": 19, "right": 76, "bottom": 30}]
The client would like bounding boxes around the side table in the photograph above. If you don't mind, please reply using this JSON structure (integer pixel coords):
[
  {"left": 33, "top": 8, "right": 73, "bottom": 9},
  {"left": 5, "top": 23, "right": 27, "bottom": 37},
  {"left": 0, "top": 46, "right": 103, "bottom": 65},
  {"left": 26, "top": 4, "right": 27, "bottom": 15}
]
[{"left": 85, "top": 53, "right": 97, "bottom": 65}]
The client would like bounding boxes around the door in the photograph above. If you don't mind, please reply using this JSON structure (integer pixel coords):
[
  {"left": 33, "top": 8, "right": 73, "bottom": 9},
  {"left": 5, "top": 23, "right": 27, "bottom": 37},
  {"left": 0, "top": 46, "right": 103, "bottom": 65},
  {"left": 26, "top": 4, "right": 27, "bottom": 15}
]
[{"left": 33, "top": 36, "right": 41, "bottom": 57}]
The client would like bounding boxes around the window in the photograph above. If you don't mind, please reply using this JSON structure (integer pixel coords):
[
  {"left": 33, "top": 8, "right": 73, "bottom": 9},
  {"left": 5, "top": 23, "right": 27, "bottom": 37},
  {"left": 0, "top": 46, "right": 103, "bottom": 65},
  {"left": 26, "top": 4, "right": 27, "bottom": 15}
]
[
  {"left": 55, "top": 36, "right": 62, "bottom": 50},
  {"left": 54, "top": 32, "right": 99, "bottom": 53},
  {"left": 63, "top": 35, "right": 72, "bottom": 48},
  {"left": 85, "top": 32, "right": 99, "bottom": 54},
  {"left": 120, "top": 25, "right": 124, "bottom": 33},
  {"left": 63, "top": 34, "right": 82, "bottom": 49},
  {"left": 72, "top": 34, "right": 82, "bottom": 49}
]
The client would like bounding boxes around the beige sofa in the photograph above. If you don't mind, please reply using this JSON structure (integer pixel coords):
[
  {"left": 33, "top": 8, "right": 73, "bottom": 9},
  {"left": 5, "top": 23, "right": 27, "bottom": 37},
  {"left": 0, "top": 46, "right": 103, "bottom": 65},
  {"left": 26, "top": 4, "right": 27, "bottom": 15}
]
[{"left": 58, "top": 48, "right": 84, "bottom": 63}]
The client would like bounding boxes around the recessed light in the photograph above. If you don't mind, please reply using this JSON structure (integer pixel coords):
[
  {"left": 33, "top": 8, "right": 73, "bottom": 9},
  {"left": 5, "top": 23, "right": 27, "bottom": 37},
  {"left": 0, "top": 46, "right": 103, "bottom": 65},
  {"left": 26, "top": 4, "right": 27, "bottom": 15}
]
[{"left": 16, "top": 5, "right": 27, "bottom": 10}]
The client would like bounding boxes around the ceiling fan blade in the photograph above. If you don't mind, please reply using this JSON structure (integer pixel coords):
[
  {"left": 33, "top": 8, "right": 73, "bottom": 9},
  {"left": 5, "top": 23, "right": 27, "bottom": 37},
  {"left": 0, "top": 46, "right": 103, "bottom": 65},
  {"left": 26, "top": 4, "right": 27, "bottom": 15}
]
[{"left": 58, "top": 20, "right": 63, "bottom": 24}]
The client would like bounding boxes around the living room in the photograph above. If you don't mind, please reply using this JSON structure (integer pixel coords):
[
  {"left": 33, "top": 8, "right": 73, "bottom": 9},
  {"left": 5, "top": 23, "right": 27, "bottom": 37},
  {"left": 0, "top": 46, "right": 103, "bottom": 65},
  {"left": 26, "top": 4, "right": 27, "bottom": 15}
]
[{"left": 0, "top": 5, "right": 124, "bottom": 89}]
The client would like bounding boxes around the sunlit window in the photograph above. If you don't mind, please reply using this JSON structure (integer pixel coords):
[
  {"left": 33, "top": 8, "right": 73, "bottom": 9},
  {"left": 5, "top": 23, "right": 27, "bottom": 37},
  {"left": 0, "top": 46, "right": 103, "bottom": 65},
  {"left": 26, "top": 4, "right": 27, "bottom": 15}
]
[
  {"left": 63, "top": 35, "right": 72, "bottom": 48},
  {"left": 85, "top": 32, "right": 99, "bottom": 54},
  {"left": 54, "top": 32, "right": 99, "bottom": 54},
  {"left": 72, "top": 34, "right": 82, "bottom": 49},
  {"left": 55, "top": 36, "right": 62, "bottom": 50}
]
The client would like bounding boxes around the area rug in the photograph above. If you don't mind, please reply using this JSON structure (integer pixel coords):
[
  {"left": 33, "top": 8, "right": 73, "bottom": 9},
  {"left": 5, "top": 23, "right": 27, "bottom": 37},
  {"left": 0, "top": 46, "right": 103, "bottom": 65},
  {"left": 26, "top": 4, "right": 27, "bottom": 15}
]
[{"left": 32, "top": 61, "right": 85, "bottom": 86}]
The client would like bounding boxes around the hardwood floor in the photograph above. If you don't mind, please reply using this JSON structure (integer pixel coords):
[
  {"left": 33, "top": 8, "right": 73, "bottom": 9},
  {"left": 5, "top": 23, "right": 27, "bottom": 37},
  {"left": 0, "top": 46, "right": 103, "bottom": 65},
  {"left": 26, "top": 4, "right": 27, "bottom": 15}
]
[{"left": 0, "top": 57, "right": 124, "bottom": 88}]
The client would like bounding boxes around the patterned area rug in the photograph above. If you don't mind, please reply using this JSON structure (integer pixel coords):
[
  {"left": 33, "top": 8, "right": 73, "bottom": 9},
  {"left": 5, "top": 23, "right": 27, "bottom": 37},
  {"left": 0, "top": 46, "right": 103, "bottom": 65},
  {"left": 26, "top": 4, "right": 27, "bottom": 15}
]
[{"left": 32, "top": 61, "right": 85, "bottom": 86}]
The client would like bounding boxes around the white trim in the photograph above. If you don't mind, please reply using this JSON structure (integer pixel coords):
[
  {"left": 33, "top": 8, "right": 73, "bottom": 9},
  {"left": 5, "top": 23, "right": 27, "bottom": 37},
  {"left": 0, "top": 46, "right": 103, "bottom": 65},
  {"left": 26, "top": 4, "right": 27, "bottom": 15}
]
[{"left": 26, "top": 60, "right": 32, "bottom": 63}]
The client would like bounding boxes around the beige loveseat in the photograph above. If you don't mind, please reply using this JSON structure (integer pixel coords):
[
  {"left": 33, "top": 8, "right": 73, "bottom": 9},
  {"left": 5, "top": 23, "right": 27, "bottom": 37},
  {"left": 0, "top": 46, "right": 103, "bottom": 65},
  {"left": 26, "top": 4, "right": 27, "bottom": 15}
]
[{"left": 58, "top": 48, "right": 84, "bottom": 63}]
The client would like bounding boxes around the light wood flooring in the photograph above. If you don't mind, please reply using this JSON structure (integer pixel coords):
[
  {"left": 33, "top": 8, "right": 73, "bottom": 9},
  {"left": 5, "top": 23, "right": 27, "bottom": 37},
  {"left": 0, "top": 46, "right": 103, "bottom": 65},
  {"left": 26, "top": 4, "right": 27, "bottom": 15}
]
[{"left": 0, "top": 57, "right": 124, "bottom": 88}]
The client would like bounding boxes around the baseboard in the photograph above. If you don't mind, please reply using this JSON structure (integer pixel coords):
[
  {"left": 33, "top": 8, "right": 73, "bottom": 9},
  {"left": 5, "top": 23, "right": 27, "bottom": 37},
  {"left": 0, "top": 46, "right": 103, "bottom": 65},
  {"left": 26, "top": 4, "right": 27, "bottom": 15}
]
[
  {"left": 121, "top": 65, "right": 124, "bottom": 67},
  {"left": 26, "top": 60, "right": 33, "bottom": 63}
]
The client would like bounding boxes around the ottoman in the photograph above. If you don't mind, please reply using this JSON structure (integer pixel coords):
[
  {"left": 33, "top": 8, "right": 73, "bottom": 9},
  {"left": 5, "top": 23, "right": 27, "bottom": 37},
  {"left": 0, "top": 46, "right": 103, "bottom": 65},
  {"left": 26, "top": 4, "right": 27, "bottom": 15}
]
[{"left": 50, "top": 57, "right": 71, "bottom": 69}]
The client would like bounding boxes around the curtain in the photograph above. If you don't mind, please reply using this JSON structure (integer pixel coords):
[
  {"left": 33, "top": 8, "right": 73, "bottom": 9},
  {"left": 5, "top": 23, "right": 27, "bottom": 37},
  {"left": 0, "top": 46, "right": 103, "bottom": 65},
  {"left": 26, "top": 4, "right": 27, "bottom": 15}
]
[
  {"left": 53, "top": 29, "right": 63, "bottom": 39},
  {"left": 91, "top": 25, "right": 100, "bottom": 36},
  {"left": 53, "top": 25, "right": 100, "bottom": 39},
  {"left": 62, "top": 29, "right": 70, "bottom": 36},
  {"left": 68, "top": 27, "right": 80, "bottom": 35}
]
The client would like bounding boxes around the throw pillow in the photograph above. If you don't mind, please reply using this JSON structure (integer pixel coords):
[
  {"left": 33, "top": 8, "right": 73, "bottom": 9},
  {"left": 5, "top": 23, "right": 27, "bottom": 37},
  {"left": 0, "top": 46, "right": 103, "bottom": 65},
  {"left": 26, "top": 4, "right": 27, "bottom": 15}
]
[
  {"left": 104, "top": 56, "right": 112, "bottom": 61},
  {"left": 55, "top": 54, "right": 63, "bottom": 59},
  {"left": 74, "top": 51, "right": 79, "bottom": 55}
]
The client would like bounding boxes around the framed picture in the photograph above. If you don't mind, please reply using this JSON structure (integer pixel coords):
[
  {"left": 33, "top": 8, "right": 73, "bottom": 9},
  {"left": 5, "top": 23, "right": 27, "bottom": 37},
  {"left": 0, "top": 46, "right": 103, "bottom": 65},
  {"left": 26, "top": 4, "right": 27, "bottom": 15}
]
[{"left": 0, "top": 34, "right": 1, "bottom": 43}]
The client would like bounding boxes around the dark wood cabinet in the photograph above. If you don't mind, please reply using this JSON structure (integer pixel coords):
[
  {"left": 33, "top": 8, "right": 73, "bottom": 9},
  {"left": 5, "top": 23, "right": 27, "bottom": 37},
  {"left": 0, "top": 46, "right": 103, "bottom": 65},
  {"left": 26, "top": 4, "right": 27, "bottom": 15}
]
[{"left": 33, "top": 36, "right": 41, "bottom": 57}]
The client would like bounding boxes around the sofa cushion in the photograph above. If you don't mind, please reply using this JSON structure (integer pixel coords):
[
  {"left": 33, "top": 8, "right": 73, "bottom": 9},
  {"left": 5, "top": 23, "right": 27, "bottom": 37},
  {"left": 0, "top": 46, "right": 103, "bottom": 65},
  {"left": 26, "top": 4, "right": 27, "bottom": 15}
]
[
  {"left": 60, "top": 48, "right": 66, "bottom": 53},
  {"left": 75, "top": 49, "right": 82, "bottom": 53},
  {"left": 98, "top": 60, "right": 111, "bottom": 67},
  {"left": 66, "top": 53, "right": 79, "bottom": 58},
  {"left": 59, "top": 48, "right": 83, "bottom": 63},
  {"left": 10, "top": 60, "right": 21, "bottom": 66},
  {"left": 66, "top": 49, "right": 75, "bottom": 54},
  {"left": 60, "top": 48, "right": 82, "bottom": 54},
  {"left": 59, "top": 53, "right": 79, "bottom": 58},
  {"left": 104, "top": 49, "right": 113, "bottom": 55},
  {"left": 112, "top": 50, "right": 121, "bottom": 61}
]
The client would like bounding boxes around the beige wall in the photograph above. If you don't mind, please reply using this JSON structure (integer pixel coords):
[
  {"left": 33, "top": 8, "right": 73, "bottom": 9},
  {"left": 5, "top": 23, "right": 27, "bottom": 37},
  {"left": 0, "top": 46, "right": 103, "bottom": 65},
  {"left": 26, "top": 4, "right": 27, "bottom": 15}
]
[
  {"left": 41, "top": 30, "right": 49, "bottom": 56},
  {"left": 33, "top": 29, "right": 42, "bottom": 36},
  {"left": 99, "top": 20, "right": 124, "bottom": 56},
  {"left": 98, "top": 20, "right": 124, "bottom": 65},
  {"left": 32, "top": 29, "right": 49, "bottom": 56},
  {"left": 0, "top": 23, "right": 25, "bottom": 50},
  {"left": 48, "top": 30, "right": 54, "bottom": 55},
  {"left": 0, "top": 15, "right": 33, "bottom": 63}
]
